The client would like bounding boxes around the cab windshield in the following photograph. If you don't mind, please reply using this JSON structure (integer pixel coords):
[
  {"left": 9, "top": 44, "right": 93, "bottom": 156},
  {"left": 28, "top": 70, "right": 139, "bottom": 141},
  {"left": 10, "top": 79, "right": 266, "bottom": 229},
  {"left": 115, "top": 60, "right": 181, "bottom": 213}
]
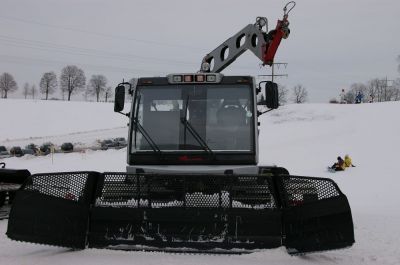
[{"left": 131, "top": 84, "right": 254, "bottom": 152}]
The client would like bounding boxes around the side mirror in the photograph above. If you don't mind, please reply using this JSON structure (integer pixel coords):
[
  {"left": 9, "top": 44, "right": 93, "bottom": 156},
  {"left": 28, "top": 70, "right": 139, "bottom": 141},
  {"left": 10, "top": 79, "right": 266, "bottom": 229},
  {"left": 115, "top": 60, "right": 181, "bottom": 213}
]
[
  {"left": 114, "top": 85, "right": 125, "bottom": 112},
  {"left": 264, "top": 81, "right": 279, "bottom": 109}
]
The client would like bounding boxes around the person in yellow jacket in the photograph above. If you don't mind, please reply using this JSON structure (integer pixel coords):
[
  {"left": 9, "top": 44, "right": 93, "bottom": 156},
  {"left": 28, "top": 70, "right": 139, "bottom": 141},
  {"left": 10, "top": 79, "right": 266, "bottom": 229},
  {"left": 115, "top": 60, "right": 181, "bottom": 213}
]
[{"left": 344, "top": 154, "right": 355, "bottom": 168}]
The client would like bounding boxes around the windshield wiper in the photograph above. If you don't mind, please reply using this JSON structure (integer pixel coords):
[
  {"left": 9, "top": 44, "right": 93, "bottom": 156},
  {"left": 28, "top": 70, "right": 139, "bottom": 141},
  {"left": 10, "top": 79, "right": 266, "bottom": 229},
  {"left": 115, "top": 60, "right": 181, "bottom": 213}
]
[
  {"left": 133, "top": 118, "right": 162, "bottom": 155},
  {"left": 181, "top": 96, "right": 214, "bottom": 156},
  {"left": 134, "top": 95, "right": 162, "bottom": 155}
]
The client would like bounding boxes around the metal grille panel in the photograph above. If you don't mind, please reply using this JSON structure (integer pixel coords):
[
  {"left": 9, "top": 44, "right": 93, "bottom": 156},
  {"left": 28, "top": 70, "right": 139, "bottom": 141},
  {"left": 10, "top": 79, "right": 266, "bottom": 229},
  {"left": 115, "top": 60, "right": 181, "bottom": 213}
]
[
  {"left": 23, "top": 172, "right": 90, "bottom": 202},
  {"left": 282, "top": 176, "right": 341, "bottom": 206},
  {"left": 96, "top": 173, "right": 276, "bottom": 209}
]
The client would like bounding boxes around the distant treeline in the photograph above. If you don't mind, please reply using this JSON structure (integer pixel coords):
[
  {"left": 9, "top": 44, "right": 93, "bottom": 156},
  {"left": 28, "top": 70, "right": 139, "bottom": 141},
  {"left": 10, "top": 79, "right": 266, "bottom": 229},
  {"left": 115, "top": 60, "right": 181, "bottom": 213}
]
[{"left": 0, "top": 65, "right": 114, "bottom": 102}]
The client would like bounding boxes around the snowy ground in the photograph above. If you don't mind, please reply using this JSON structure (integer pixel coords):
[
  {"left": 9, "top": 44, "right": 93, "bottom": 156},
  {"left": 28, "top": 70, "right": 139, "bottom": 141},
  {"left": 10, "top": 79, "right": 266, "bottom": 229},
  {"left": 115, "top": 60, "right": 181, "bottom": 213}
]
[
  {"left": 0, "top": 99, "right": 126, "bottom": 148},
  {"left": 1, "top": 99, "right": 400, "bottom": 264}
]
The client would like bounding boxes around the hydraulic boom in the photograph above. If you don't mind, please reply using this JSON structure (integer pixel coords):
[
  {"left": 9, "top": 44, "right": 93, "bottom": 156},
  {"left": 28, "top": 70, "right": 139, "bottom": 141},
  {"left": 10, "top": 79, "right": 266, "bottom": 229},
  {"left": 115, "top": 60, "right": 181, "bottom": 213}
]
[{"left": 200, "top": 1, "right": 295, "bottom": 73}]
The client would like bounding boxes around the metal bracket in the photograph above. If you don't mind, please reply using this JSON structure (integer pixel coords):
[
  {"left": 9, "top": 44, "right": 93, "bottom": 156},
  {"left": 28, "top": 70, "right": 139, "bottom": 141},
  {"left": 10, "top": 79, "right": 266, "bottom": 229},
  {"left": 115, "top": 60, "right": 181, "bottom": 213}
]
[{"left": 200, "top": 20, "right": 271, "bottom": 73}]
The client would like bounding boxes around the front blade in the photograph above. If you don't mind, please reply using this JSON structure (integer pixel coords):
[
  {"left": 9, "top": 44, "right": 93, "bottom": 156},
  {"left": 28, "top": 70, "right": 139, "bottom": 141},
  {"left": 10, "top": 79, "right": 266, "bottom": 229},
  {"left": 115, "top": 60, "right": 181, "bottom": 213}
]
[
  {"left": 7, "top": 171, "right": 354, "bottom": 255},
  {"left": 89, "top": 173, "right": 282, "bottom": 251}
]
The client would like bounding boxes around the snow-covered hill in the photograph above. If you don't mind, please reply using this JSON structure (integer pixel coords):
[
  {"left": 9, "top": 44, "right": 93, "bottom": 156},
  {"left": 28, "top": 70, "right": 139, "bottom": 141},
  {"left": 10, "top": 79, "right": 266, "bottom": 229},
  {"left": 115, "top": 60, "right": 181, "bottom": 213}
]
[
  {"left": 0, "top": 99, "right": 127, "bottom": 148},
  {"left": 1, "top": 99, "right": 400, "bottom": 265}
]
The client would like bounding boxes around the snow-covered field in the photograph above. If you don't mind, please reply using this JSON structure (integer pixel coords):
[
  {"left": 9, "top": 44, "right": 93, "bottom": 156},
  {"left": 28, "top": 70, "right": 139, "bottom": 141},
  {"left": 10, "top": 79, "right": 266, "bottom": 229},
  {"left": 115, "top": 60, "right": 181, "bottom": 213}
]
[
  {"left": 1, "top": 99, "right": 400, "bottom": 264},
  {"left": 0, "top": 99, "right": 126, "bottom": 148}
]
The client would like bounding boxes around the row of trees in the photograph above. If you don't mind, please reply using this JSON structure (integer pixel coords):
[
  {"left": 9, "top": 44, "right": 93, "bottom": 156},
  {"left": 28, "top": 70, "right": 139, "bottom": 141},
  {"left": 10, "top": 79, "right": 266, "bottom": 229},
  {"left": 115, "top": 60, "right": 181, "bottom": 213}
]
[
  {"left": 277, "top": 84, "right": 308, "bottom": 105},
  {"left": 259, "top": 84, "right": 308, "bottom": 105},
  {"left": 340, "top": 55, "right": 400, "bottom": 104},
  {"left": 343, "top": 78, "right": 400, "bottom": 104},
  {"left": 0, "top": 65, "right": 113, "bottom": 102},
  {"left": 4, "top": 66, "right": 309, "bottom": 104},
  {"left": 0, "top": 73, "right": 18, "bottom": 98}
]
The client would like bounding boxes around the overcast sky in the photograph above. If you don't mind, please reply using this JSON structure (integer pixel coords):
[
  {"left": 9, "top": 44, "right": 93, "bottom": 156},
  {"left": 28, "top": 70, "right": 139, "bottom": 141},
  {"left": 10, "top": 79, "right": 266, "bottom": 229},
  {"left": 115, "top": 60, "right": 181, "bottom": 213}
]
[{"left": 1, "top": 0, "right": 399, "bottom": 102}]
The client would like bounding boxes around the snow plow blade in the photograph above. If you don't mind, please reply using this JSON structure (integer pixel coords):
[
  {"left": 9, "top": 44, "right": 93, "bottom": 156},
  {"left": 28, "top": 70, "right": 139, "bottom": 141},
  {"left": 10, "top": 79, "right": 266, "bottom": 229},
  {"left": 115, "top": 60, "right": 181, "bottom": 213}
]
[{"left": 7, "top": 172, "right": 354, "bottom": 254}]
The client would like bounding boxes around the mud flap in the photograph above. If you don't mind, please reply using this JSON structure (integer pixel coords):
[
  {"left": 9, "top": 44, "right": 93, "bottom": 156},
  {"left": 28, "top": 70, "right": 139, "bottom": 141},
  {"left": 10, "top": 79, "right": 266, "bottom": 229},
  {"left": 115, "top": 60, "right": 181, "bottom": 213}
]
[
  {"left": 7, "top": 172, "right": 99, "bottom": 249},
  {"left": 278, "top": 176, "right": 355, "bottom": 254}
]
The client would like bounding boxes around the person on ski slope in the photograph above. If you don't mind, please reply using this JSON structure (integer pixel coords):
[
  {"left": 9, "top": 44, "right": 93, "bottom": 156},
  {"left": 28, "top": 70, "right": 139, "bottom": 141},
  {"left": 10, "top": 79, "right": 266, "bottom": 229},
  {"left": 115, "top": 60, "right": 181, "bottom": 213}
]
[
  {"left": 344, "top": 154, "right": 355, "bottom": 168},
  {"left": 331, "top": 156, "right": 346, "bottom": 171},
  {"left": 339, "top": 89, "right": 346, "bottom": 104},
  {"left": 355, "top": 91, "right": 363, "bottom": 104}
]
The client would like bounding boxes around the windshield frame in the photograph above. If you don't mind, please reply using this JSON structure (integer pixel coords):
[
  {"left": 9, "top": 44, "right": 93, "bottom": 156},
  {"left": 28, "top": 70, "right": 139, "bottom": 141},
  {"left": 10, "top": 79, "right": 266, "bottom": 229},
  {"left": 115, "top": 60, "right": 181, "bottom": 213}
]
[{"left": 127, "top": 76, "right": 257, "bottom": 165}]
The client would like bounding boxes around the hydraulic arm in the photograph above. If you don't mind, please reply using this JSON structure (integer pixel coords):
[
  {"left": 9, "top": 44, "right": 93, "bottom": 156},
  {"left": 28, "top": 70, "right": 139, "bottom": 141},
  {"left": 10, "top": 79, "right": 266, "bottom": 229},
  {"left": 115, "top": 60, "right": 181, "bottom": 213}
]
[{"left": 200, "top": 2, "right": 295, "bottom": 73}]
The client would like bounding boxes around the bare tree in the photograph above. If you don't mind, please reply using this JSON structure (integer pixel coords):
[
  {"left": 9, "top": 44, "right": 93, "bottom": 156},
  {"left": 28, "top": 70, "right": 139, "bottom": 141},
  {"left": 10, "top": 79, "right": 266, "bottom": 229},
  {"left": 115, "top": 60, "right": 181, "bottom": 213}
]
[
  {"left": 369, "top": 78, "right": 393, "bottom": 102},
  {"left": 394, "top": 78, "right": 400, "bottom": 101},
  {"left": 60, "top": 65, "right": 86, "bottom": 101},
  {"left": 392, "top": 89, "right": 400, "bottom": 101},
  {"left": 0, "top": 72, "right": 18, "bottom": 98},
  {"left": 291, "top": 84, "right": 308, "bottom": 103},
  {"left": 104, "top": 86, "right": 113, "bottom": 102},
  {"left": 367, "top": 78, "right": 380, "bottom": 102},
  {"left": 23, "top": 83, "right": 30, "bottom": 99},
  {"left": 87, "top": 74, "right": 107, "bottom": 102},
  {"left": 278, "top": 84, "right": 289, "bottom": 105},
  {"left": 31, "top": 84, "right": 37, "bottom": 99},
  {"left": 40, "top": 72, "right": 57, "bottom": 100}
]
